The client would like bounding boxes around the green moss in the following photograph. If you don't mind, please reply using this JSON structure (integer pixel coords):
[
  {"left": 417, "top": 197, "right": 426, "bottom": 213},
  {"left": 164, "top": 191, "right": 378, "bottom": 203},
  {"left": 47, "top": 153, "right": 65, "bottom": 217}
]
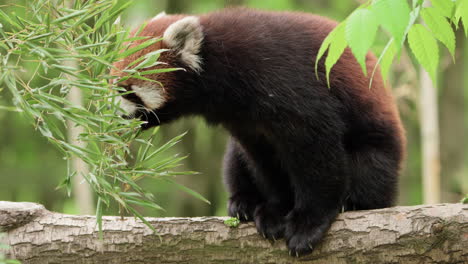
[{"left": 224, "top": 217, "right": 240, "bottom": 228}]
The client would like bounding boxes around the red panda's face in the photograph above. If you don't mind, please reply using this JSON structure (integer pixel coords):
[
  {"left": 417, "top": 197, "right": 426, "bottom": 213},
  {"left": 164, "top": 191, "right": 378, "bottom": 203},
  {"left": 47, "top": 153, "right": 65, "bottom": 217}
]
[{"left": 111, "top": 13, "right": 204, "bottom": 125}]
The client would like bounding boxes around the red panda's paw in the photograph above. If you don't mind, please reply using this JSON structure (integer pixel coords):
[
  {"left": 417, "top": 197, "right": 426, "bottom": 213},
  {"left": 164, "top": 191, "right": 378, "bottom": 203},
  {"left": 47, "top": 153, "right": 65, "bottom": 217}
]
[
  {"left": 227, "top": 193, "right": 261, "bottom": 222},
  {"left": 253, "top": 203, "right": 287, "bottom": 241},
  {"left": 284, "top": 210, "right": 334, "bottom": 257}
]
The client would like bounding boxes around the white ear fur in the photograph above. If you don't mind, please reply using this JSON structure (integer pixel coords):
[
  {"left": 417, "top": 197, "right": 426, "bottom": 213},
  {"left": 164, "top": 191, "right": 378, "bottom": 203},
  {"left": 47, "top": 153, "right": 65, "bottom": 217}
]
[
  {"left": 151, "top": 11, "right": 166, "bottom": 21},
  {"left": 163, "top": 16, "right": 203, "bottom": 72}
]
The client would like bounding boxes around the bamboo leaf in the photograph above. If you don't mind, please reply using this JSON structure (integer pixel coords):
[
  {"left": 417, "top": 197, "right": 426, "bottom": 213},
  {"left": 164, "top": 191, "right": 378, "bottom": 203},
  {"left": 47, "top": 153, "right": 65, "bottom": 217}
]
[
  {"left": 75, "top": 42, "right": 111, "bottom": 50},
  {"left": 164, "top": 178, "right": 211, "bottom": 205},
  {"left": 0, "top": 9, "right": 21, "bottom": 29},
  {"left": 116, "top": 38, "right": 162, "bottom": 59},
  {"left": 96, "top": 197, "right": 103, "bottom": 239},
  {"left": 140, "top": 68, "right": 183, "bottom": 76},
  {"left": 142, "top": 132, "right": 186, "bottom": 163},
  {"left": 132, "top": 49, "right": 169, "bottom": 70},
  {"left": 0, "top": 0, "right": 206, "bottom": 239},
  {"left": 52, "top": 9, "right": 88, "bottom": 24},
  {"left": 126, "top": 198, "right": 164, "bottom": 211},
  {"left": 38, "top": 122, "right": 53, "bottom": 138},
  {"left": 126, "top": 205, "right": 158, "bottom": 235},
  {"left": 94, "top": 1, "right": 133, "bottom": 30}
]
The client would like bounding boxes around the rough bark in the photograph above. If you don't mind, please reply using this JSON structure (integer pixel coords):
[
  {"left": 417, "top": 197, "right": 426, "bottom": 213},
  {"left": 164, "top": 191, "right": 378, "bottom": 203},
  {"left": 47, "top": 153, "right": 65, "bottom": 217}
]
[{"left": 1, "top": 201, "right": 467, "bottom": 264}]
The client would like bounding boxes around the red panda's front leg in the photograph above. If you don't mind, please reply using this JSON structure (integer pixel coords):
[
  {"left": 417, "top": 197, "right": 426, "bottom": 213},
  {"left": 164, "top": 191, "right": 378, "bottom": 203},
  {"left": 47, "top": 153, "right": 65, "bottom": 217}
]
[
  {"left": 225, "top": 132, "right": 294, "bottom": 241},
  {"left": 223, "top": 138, "right": 264, "bottom": 222},
  {"left": 276, "top": 115, "right": 349, "bottom": 257}
]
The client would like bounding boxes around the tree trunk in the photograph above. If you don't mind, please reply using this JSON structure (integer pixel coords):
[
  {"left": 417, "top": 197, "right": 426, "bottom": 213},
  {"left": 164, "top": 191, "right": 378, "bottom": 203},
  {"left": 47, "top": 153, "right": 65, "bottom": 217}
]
[
  {"left": 419, "top": 0, "right": 441, "bottom": 205},
  {"left": 1, "top": 202, "right": 467, "bottom": 264},
  {"left": 419, "top": 67, "right": 441, "bottom": 204},
  {"left": 65, "top": 83, "right": 94, "bottom": 215},
  {"left": 62, "top": 0, "right": 94, "bottom": 216}
]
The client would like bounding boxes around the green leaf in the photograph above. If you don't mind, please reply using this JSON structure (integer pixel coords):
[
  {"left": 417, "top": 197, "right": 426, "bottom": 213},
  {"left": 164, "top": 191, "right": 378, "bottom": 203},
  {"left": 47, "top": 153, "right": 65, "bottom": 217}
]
[
  {"left": 0, "top": 105, "right": 21, "bottom": 112},
  {"left": 421, "top": 8, "right": 455, "bottom": 58},
  {"left": 430, "top": 0, "right": 455, "bottom": 18},
  {"left": 164, "top": 178, "right": 211, "bottom": 205},
  {"left": 454, "top": 0, "right": 468, "bottom": 36},
  {"left": 371, "top": 38, "right": 397, "bottom": 87},
  {"left": 94, "top": 1, "right": 133, "bottom": 30},
  {"left": 345, "top": 9, "right": 378, "bottom": 75},
  {"left": 404, "top": 5, "right": 423, "bottom": 45},
  {"left": 96, "top": 197, "right": 103, "bottom": 240},
  {"left": 408, "top": 24, "right": 439, "bottom": 83},
  {"left": 38, "top": 122, "right": 53, "bottom": 138},
  {"left": 126, "top": 198, "right": 164, "bottom": 211},
  {"left": 28, "top": 32, "right": 54, "bottom": 41},
  {"left": 141, "top": 132, "right": 186, "bottom": 163},
  {"left": 315, "top": 23, "right": 348, "bottom": 88},
  {"left": 315, "top": 23, "right": 345, "bottom": 79},
  {"left": 0, "top": 9, "right": 21, "bottom": 29},
  {"left": 140, "top": 67, "right": 183, "bottom": 76},
  {"left": 116, "top": 38, "right": 162, "bottom": 59},
  {"left": 0, "top": 0, "right": 207, "bottom": 244},
  {"left": 372, "top": 0, "right": 411, "bottom": 45},
  {"left": 75, "top": 42, "right": 111, "bottom": 50},
  {"left": 126, "top": 206, "right": 159, "bottom": 235},
  {"left": 132, "top": 49, "right": 169, "bottom": 70},
  {"left": 52, "top": 9, "right": 88, "bottom": 24}
]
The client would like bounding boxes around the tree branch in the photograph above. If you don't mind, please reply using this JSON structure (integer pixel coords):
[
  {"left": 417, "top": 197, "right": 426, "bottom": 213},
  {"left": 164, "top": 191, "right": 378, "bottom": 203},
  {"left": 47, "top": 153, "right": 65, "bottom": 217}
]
[{"left": 1, "top": 201, "right": 467, "bottom": 263}]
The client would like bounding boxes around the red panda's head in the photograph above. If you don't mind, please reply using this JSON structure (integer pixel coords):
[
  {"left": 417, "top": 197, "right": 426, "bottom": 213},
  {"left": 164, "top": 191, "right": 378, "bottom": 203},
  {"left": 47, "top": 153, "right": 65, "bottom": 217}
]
[{"left": 111, "top": 13, "right": 204, "bottom": 127}]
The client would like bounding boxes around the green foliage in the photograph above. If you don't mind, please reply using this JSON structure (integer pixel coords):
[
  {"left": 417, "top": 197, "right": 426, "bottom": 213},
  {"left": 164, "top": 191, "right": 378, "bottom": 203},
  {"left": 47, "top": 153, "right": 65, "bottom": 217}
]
[
  {"left": 462, "top": 194, "right": 468, "bottom": 204},
  {"left": 408, "top": 24, "right": 439, "bottom": 82},
  {"left": 378, "top": 39, "right": 398, "bottom": 82},
  {"left": 421, "top": 8, "right": 455, "bottom": 58},
  {"left": 430, "top": 0, "right": 455, "bottom": 18},
  {"left": 316, "top": 0, "right": 467, "bottom": 85},
  {"left": 224, "top": 217, "right": 240, "bottom": 228},
  {"left": 455, "top": 0, "right": 468, "bottom": 36},
  {"left": 373, "top": 0, "right": 411, "bottom": 47},
  {"left": 315, "top": 23, "right": 347, "bottom": 88},
  {"left": 346, "top": 9, "right": 379, "bottom": 75},
  {"left": 0, "top": 0, "right": 206, "bottom": 233}
]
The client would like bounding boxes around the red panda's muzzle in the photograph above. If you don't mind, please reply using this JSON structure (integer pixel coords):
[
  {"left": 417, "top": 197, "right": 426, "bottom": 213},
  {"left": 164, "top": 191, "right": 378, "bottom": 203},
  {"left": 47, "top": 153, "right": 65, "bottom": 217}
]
[{"left": 135, "top": 108, "right": 161, "bottom": 130}]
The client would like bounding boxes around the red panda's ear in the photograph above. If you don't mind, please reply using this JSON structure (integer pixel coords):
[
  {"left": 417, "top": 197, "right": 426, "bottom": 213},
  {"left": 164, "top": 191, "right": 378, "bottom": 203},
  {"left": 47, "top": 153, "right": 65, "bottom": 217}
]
[{"left": 163, "top": 16, "right": 203, "bottom": 73}]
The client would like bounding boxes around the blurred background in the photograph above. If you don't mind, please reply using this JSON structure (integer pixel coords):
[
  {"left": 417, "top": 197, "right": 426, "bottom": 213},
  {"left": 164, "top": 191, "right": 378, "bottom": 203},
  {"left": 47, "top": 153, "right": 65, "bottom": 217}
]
[{"left": 0, "top": 0, "right": 467, "bottom": 217}]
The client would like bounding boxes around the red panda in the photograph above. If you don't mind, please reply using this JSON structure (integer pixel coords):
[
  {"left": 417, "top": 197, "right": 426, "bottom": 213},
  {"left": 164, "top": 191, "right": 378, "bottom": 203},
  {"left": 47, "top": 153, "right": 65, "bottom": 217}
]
[{"left": 112, "top": 8, "right": 406, "bottom": 257}]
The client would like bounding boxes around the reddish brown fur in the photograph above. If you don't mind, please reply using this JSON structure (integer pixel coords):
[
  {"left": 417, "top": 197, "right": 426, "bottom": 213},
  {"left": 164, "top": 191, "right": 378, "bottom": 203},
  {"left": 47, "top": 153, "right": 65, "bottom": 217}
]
[
  {"left": 112, "top": 8, "right": 406, "bottom": 257},
  {"left": 111, "top": 15, "right": 188, "bottom": 102}
]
